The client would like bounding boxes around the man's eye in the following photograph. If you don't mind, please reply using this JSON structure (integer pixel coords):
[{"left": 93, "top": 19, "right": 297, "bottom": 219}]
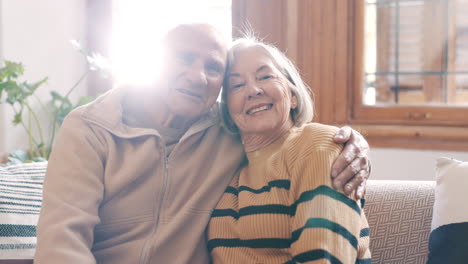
[
  {"left": 206, "top": 62, "right": 223, "bottom": 74},
  {"left": 176, "top": 53, "right": 194, "bottom": 64}
]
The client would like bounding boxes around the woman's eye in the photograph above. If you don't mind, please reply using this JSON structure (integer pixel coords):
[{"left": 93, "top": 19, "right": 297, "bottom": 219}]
[
  {"left": 230, "top": 83, "right": 245, "bottom": 90},
  {"left": 259, "top": 75, "right": 273, "bottom": 81}
]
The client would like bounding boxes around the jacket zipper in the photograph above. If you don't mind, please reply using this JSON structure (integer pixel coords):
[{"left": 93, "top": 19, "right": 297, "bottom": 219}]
[{"left": 139, "top": 147, "right": 169, "bottom": 264}]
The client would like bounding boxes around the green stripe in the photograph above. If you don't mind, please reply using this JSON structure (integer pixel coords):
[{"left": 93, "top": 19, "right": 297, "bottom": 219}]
[
  {"left": 0, "top": 183, "right": 42, "bottom": 190},
  {"left": 212, "top": 204, "right": 291, "bottom": 219},
  {"left": 0, "top": 224, "right": 36, "bottom": 237},
  {"left": 356, "top": 259, "right": 372, "bottom": 264},
  {"left": 288, "top": 249, "right": 343, "bottom": 264},
  {"left": 293, "top": 185, "right": 361, "bottom": 215},
  {"left": 0, "top": 201, "right": 41, "bottom": 208},
  {"left": 0, "top": 188, "right": 42, "bottom": 197},
  {"left": 239, "top": 180, "right": 290, "bottom": 194},
  {"left": 360, "top": 199, "right": 366, "bottom": 209},
  {"left": 0, "top": 207, "right": 40, "bottom": 212},
  {"left": 0, "top": 195, "right": 42, "bottom": 203},
  {"left": 207, "top": 238, "right": 291, "bottom": 252},
  {"left": 0, "top": 210, "right": 40, "bottom": 215},
  {"left": 224, "top": 186, "right": 238, "bottom": 195},
  {"left": 291, "top": 218, "right": 358, "bottom": 249},
  {"left": 211, "top": 209, "right": 238, "bottom": 219},
  {"left": 360, "top": 227, "right": 370, "bottom": 237},
  {"left": 240, "top": 204, "right": 291, "bottom": 216},
  {"left": 0, "top": 179, "right": 43, "bottom": 185},
  {"left": 0, "top": 243, "right": 36, "bottom": 250}
]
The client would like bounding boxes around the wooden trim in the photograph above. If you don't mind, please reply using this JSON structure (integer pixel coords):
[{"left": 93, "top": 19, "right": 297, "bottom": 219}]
[
  {"left": 349, "top": 124, "right": 468, "bottom": 151},
  {"left": 352, "top": 105, "right": 468, "bottom": 126},
  {"left": 335, "top": 0, "right": 351, "bottom": 124}
]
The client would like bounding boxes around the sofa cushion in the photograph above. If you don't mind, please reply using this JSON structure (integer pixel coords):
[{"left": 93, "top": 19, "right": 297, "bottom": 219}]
[
  {"left": 0, "top": 162, "right": 46, "bottom": 260},
  {"left": 427, "top": 157, "right": 468, "bottom": 264}
]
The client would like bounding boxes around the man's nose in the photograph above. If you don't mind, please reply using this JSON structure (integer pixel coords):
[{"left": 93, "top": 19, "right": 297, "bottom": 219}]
[{"left": 186, "top": 62, "right": 207, "bottom": 86}]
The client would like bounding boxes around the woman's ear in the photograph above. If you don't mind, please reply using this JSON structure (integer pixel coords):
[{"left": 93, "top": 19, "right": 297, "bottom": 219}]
[{"left": 291, "top": 94, "right": 298, "bottom": 109}]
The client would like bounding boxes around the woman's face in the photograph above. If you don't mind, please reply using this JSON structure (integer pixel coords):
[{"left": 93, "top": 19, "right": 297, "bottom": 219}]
[{"left": 226, "top": 47, "right": 297, "bottom": 136}]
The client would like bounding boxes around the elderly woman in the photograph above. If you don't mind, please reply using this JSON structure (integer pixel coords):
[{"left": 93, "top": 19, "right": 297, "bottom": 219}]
[{"left": 207, "top": 38, "right": 371, "bottom": 263}]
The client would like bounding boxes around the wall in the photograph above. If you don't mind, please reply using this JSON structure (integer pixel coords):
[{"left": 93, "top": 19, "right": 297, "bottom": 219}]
[
  {"left": 0, "top": 0, "right": 5, "bottom": 154},
  {"left": 0, "top": 0, "right": 88, "bottom": 156},
  {"left": 371, "top": 148, "right": 468, "bottom": 181}
]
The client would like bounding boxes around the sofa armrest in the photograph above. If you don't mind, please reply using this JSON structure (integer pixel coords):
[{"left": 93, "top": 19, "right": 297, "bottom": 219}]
[{"left": 365, "top": 180, "right": 435, "bottom": 263}]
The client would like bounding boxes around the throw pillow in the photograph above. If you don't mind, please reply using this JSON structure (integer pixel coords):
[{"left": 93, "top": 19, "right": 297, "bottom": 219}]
[
  {"left": 427, "top": 157, "right": 468, "bottom": 264},
  {"left": 0, "top": 162, "right": 47, "bottom": 260}
]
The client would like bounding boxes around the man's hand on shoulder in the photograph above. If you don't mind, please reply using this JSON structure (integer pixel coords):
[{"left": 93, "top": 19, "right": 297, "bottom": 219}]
[{"left": 331, "top": 126, "right": 371, "bottom": 200}]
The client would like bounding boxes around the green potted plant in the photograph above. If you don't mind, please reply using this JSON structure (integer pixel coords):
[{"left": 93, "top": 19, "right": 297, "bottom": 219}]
[{"left": 0, "top": 40, "right": 110, "bottom": 164}]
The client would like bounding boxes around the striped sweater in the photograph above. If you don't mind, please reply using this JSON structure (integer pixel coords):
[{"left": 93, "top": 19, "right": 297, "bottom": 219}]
[{"left": 208, "top": 123, "right": 371, "bottom": 263}]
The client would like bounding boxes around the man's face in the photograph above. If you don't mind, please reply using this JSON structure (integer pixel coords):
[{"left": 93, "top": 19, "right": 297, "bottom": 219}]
[{"left": 159, "top": 26, "right": 227, "bottom": 119}]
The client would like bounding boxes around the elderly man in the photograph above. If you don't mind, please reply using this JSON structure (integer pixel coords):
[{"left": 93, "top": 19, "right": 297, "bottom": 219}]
[{"left": 35, "top": 24, "right": 370, "bottom": 264}]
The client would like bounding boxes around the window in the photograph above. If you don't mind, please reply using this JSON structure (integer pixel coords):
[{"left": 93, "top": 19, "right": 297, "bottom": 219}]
[
  {"left": 232, "top": 0, "right": 468, "bottom": 150},
  {"left": 364, "top": 0, "right": 468, "bottom": 107},
  {"left": 353, "top": 0, "right": 468, "bottom": 150}
]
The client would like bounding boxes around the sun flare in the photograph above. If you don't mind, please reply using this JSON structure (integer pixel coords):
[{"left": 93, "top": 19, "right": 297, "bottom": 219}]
[{"left": 111, "top": 0, "right": 231, "bottom": 85}]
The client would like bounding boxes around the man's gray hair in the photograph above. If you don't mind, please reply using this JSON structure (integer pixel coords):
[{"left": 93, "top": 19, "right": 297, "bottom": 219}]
[{"left": 221, "top": 37, "right": 314, "bottom": 133}]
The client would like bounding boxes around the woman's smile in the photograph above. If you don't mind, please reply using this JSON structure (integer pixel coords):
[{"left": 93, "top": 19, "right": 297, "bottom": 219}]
[{"left": 246, "top": 103, "right": 273, "bottom": 115}]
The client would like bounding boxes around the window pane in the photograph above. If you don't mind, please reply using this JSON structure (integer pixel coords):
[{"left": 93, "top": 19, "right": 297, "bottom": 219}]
[
  {"left": 455, "top": 0, "right": 468, "bottom": 72},
  {"left": 364, "top": 0, "right": 468, "bottom": 106},
  {"left": 453, "top": 74, "right": 468, "bottom": 105},
  {"left": 398, "top": 1, "right": 425, "bottom": 72}
]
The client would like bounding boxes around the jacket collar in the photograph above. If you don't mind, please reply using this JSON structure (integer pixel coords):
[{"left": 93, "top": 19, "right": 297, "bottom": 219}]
[{"left": 80, "top": 87, "right": 221, "bottom": 140}]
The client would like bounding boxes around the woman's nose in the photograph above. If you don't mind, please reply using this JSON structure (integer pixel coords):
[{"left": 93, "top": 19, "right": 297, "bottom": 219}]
[{"left": 246, "top": 83, "right": 264, "bottom": 98}]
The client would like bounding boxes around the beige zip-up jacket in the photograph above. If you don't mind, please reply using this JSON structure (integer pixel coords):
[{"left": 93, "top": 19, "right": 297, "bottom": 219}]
[{"left": 35, "top": 88, "right": 245, "bottom": 264}]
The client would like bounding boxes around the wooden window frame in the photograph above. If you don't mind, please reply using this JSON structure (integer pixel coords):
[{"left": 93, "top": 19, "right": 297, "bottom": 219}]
[
  {"left": 232, "top": 0, "right": 468, "bottom": 151},
  {"left": 352, "top": 0, "right": 468, "bottom": 151}
]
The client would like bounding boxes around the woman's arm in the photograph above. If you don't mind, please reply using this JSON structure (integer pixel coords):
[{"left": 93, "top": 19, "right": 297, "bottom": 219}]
[{"left": 35, "top": 109, "right": 106, "bottom": 264}]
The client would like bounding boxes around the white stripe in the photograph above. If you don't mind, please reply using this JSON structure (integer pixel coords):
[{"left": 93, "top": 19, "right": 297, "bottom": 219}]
[{"left": 0, "top": 214, "right": 39, "bottom": 225}]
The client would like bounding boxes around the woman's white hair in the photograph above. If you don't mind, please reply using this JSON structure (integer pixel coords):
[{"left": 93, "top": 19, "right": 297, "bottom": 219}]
[{"left": 221, "top": 37, "right": 314, "bottom": 133}]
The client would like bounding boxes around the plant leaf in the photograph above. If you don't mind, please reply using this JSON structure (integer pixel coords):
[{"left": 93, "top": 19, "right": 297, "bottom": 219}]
[
  {"left": 0, "top": 61, "right": 24, "bottom": 80},
  {"left": 13, "top": 111, "right": 23, "bottom": 125},
  {"left": 9, "top": 149, "right": 30, "bottom": 162},
  {"left": 24, "top": 77, "right": 48, "bottom": 94}
]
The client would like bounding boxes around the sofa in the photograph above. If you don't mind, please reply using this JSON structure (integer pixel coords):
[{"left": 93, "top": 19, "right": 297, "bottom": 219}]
[{"left": 0, "top": 163, "right": 440, "bottom": 264}]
